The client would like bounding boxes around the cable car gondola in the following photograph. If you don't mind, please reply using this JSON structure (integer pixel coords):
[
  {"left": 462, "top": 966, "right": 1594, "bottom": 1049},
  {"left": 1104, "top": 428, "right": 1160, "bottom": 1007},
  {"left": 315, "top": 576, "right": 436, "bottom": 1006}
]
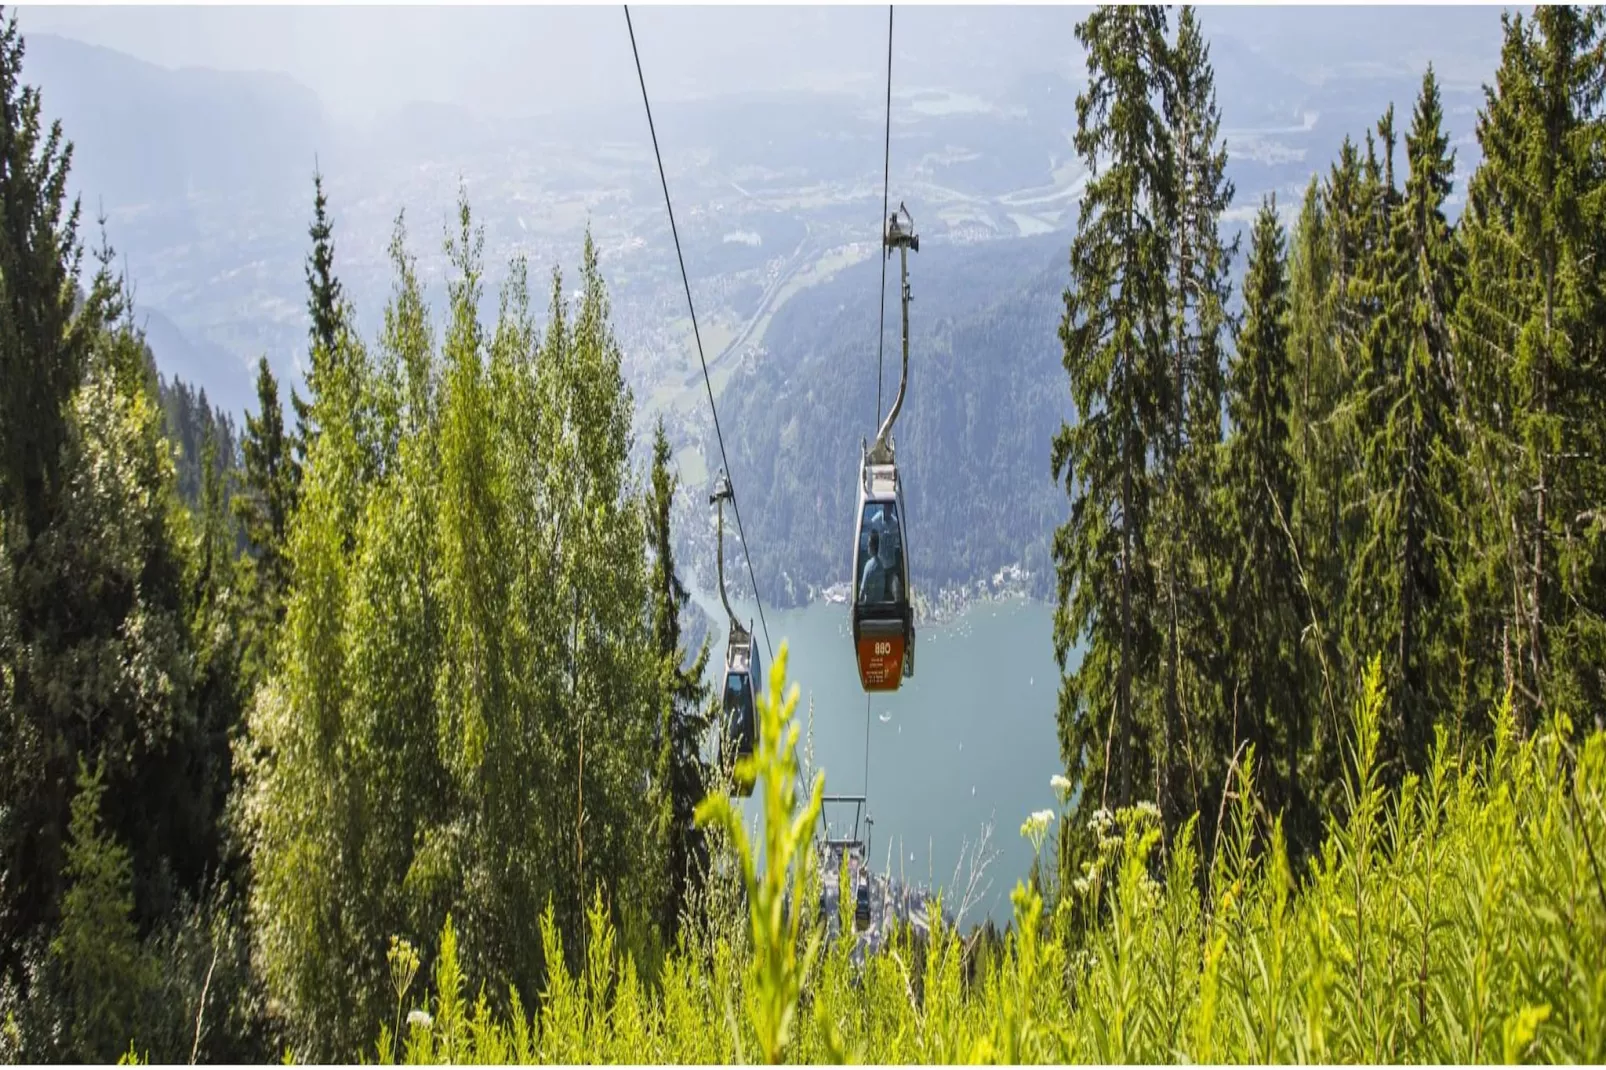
[
  {"left": 852, "top": 204, "right": 919, "bottom": 692},
  {"left": 711, "top": 473, "right": 757, "bottom": 796}
]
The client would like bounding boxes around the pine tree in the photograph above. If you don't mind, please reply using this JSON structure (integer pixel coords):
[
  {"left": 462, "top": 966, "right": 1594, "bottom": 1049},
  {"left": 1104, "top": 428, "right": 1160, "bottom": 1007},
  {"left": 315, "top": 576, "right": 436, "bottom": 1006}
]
[
  {"left": 0, "top": 8, "right": 95, "bottom": 541},
  {"left": 1053, "top": 4, "right": 1173, "bottom": 832},
  {"left": 48, "top": 757, "right": 151, "bottom": 1063},
  {"left": 1292, "top": 141, "right": 1373, "bottom": 753},
  {"left": 1456, "top": 7, "right": 1606, "bottom": 732},
  {"left": 647, "top": 417, "right": 712, "bottom": 945},
  {"left": 233, "top": 357, "right": 297, "bottom": 637},
  {"left": 1351, "top": 73, "right": 1462, "bottom": 779},
  {"left": 1158, "top": 4, "right": 1237, "bottom": 830},
  {"left": 183, "top": 421, "right": 246, "bottom": 881},
  {"left": 291, "top": 166, "right": 345, "bottom": 479},
  {"left": 1282, "top": 176, "right": 1362, "bottom": 800},
  {"left": 1222, "top": 196, "right": 1312, "bottom": 849}
]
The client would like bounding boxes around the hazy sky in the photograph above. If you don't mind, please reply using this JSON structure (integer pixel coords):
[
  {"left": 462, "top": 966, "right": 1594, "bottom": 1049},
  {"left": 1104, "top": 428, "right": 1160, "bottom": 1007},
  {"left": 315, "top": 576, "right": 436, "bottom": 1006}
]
[
  {"left": 12, "top": 6, "right": 1083, "bottom": 122},
  {"left": 14, "top": 5, "right": 1511, "bottom": 125}
]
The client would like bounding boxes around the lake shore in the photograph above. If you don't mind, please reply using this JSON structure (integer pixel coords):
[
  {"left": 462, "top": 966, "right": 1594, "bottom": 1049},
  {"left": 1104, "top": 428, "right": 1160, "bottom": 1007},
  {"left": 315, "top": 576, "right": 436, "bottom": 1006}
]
[{"left": 811, "top": 561, "right": 1041, "bottom": 628}]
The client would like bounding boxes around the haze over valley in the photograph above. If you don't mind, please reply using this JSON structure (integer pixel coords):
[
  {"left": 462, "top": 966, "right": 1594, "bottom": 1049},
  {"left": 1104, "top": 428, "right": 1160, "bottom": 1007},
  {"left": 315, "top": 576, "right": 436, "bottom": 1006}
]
[{"left": 18, "top": 8, "right": 1505, "bottom": 570}]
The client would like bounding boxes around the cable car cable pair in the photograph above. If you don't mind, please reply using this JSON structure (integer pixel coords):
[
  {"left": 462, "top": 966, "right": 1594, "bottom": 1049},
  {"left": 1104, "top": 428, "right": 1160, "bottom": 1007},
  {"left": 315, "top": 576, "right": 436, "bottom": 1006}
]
[
  {"left": 624, "top": 3, "right": 773, "bottom": 667},
  {"left": 628, "top": 4, "right": 921, "bottom": 828},
  {"left": 625, "top": 5, "right": 777, "bottom": 789}
]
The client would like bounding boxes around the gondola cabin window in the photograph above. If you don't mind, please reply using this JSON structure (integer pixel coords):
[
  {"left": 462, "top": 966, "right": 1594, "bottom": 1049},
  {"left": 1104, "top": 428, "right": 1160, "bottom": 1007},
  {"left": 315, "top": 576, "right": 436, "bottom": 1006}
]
[{"left": 855, "top": 501, "right": 905, "bottom": 608}]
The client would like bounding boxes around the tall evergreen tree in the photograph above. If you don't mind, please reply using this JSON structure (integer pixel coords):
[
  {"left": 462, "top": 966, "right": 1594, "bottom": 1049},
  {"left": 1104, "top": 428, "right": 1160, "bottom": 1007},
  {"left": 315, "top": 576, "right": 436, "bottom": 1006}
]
[
  {"left": 1222, "top": 196, "right": 1312, "bottom": 850},
  {"left": 646, "top": 418, "right": 712, "bottom": 946},
  {"left": 47, "top": 757, "right": 151, "bottom": 1063},
  {"left": 1053, "top": 4, "right": 1173, "bottom": 835},
  {"left": 1456, "top": 6, "right": 1606, "bottom": 732},
  {"left": 0, "top": 8, "right": 95, "bottom": 541},
  {"left": 1352, "top": 72, "right": 1462, "bottom": 779},
  {"left": 291, "top": 166, "right": 345, "bottom": 479},
  {"left": 1157, "top": 4, "right": 1237, "bottom": 830},
  {"left": 233, "top": 357, "right": 297, "bottom": 632},
  {"left": 0, "top": 21, "right": 225, "bottom": 1007}
]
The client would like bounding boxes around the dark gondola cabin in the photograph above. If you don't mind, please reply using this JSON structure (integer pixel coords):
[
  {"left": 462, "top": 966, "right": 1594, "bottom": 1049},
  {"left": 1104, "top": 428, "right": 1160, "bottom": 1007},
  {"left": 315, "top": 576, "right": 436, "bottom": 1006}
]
[
  {"left": 721, "top": 624, "right": 759, "bottom": 797},
  {"left": 851, "top": 460, "right": 913, "bottom": 691},
  {"left": 854, "top": 874, "right": 872, "bottom": 932}
]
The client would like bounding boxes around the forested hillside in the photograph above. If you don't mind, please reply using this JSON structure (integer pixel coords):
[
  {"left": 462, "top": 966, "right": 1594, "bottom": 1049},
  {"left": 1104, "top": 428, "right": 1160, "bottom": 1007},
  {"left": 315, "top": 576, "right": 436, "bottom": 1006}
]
[
  {"left": 2, "top": 8, "right": 713, "bottom": 1058},
  {"left": 156, "top": 372, "right": 238, "bottom": 512},
  {"left": 715, "top": 232, "right": 1074, "bottom": 607},
  {"left": 2, "top": 2, "right": 1604, "bottom": 1065},
  {"left": 1041, "top": 3, "right": 1605, "bottom": 891}
]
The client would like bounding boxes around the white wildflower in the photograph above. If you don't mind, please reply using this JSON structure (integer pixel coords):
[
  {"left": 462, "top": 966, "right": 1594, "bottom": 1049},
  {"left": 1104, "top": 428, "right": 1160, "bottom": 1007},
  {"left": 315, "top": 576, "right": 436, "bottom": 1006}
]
[
  {"left": 1020, "top": 809, "right": 1055, "bottom": 853},
  {"left": 1088, "top": 807, "right": 1114, "bottom": 834},
  {"left": 1050, "top": 773, "right": 1073, "bottom": 802},
  {"left": 407, "top": 1010, "right": 433, "bottom": 1030},
  {"left": 1134, "top": 800, "right": 1161, "bottom": 822}
]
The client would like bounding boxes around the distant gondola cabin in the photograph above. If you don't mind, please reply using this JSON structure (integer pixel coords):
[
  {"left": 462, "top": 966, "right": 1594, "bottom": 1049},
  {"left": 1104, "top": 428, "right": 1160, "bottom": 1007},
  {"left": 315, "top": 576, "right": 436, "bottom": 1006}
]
[{"left": 721, "top": 628, "right": 759, "bottom": 796}]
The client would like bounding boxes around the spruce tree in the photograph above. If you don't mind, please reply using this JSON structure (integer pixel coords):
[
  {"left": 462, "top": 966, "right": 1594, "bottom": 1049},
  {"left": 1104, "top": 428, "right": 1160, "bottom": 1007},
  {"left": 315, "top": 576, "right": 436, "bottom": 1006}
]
[
  {"left": 48, "top": 757, "right": 151, "bottom": 1063},
  {"left": 1352, "top": 74, "right": 1461, "bottom": 779},
  {"left": 0, "top": 8, "right": 94, "bottom": 540},
  {"left": 646, "top": 418, "right": 712, "bottom": 945},
  {"left": 234, "top": 357, "right": 296, "bottom": 628},
  {"left": 1157, "top": 4, "right": 1237, "bottom": 829},
  {"left": 1222, "top": 196, "right": 1311, "bottom": 849},
  {"left": 291, "top": 167, "right": 345, "bottom": 478},
  {"left": 1456, "top": 7, "right": 1606, "bottom": 731},
  {"left": 1053, "top": 4, "right": 1173, "bottom": 831},
  {"left": 0, "top": 27, "right": 209, "bottom": 1003}
]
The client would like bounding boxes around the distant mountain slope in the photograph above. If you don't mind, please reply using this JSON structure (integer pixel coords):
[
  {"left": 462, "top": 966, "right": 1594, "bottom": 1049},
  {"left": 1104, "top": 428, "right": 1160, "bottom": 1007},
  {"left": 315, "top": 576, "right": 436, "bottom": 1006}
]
[
  {"left": 20, "top": 32, "right": 333, "bottom": 212},
  {"left": 15, "top": 32, "right": 338, "bottom": 419},
  {"left": 710, "top": 232, "right": 1074, "bottom": 608},
  {"left": 138, "top": 306, "right": 256, "bottom": 420}
]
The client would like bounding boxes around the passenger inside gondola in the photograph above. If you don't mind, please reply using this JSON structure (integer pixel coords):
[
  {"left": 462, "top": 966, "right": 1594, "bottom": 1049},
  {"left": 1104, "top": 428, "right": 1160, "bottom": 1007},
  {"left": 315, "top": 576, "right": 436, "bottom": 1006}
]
[
  {"left": 856, "top": 502, "right": 904, "bottom": 606},
  {"left": 723, "top": 672, "right": 753, "bottom": 756},
  {"left": 859, "top": 531, "right": 888, "bottom": 604}
]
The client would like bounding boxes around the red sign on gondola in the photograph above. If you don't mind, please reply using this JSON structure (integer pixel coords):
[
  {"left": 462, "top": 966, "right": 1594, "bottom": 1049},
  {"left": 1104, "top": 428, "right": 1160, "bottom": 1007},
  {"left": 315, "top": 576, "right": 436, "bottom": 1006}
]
[{"left": 856, "top": 633, "right": 905, "bottom": 692}]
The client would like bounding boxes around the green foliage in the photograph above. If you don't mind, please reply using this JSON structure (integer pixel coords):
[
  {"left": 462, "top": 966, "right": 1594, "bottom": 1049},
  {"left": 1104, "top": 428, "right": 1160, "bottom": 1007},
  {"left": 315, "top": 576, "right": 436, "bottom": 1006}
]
[
  {"left": 233, "top": 355, "right": 297, "bottom": 673},
  {"left": 694, "top": 641, "right": 824, "bottom": 1063},
  {"left": 375, "top": 658, "right": 1606, "bottom": 1065},
  {"left": 1052, "top": 3, "right": 1174, "bottom": 829},
  {"left": 238, "top": 188, "right": 684, "bottom": 1060},
  {"left": 1455, "top": 7, "right": 1606, "bottom": 733},
  {"left": 1221, "top": 195, "right": 1313, "bottom": 848},
  {"left": 48, "top": 756, "right": 151, "bottom": 1062},
  {"left": 5, "top": 4, "right": 1606, "bottom": 1063},
  {"left": 648, "top": 417, "right": 714, "bottom": 947},
  {"left": 1155, "top": 4, "right": 1239, "bottom": 835},
  {"left": 0, "top": 7, "right": 95, "bottom": 543},
  {"left": 1346, "top": 68, "right": 1462, "bottom": 784}
]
